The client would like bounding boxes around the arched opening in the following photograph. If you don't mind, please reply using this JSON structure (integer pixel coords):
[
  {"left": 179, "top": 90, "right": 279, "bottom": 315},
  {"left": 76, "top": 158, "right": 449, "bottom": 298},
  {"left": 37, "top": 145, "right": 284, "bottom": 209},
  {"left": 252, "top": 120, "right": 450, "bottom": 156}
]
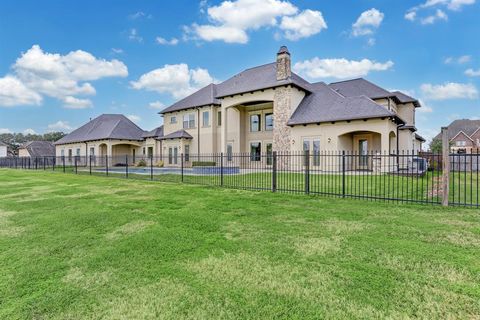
[{"left": 338, "top": 130, "right": 383, "bottom": 171}]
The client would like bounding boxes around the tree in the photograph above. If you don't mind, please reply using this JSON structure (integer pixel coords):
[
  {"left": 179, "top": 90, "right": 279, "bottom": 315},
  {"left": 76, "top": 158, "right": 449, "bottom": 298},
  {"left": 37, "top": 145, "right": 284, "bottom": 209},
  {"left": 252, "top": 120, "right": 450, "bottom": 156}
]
[
  {"left": 429, "top": 138, "right": 453, "bottom": 153},
  {"left": 0, "top": 131, "right": 67, "bottom": 155}
]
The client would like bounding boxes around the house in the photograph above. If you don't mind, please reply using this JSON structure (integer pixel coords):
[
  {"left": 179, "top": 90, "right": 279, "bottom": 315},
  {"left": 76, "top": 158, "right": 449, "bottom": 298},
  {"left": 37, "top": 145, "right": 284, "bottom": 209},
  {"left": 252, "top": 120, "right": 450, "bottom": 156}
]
[
  {"left": 433, "top": 119, "right": 480, "bottom": 153},
  {"left": 18, "top": 141, "right": 55, "bottom": 158},
  {"left": 0, "top": 141, "right": 7, "bottom": 157},
  {"left": 159, "top": 46, "right": 423, "bottom": 167}
]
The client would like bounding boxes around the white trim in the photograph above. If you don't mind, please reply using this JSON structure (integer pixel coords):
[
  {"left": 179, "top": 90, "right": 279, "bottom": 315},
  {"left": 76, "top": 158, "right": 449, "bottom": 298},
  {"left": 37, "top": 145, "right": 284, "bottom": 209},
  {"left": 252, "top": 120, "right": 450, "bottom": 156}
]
[{"left": 450, "top": 130, "right": 474, "bottom": 142}]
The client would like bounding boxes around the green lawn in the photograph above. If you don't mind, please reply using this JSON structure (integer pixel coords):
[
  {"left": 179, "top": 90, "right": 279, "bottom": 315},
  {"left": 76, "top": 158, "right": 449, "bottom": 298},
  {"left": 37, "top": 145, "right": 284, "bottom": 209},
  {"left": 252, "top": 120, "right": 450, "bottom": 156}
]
[{"left": 0, "top": 169, "right": 479, "bottom": 319}]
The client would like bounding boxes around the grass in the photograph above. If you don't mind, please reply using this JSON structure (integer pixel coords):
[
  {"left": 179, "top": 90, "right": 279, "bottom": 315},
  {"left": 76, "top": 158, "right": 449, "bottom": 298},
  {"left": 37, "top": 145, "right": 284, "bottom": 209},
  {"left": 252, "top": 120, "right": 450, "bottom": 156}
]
[{"left": 0, "top": 169, "right": 479, "bottom": 319}]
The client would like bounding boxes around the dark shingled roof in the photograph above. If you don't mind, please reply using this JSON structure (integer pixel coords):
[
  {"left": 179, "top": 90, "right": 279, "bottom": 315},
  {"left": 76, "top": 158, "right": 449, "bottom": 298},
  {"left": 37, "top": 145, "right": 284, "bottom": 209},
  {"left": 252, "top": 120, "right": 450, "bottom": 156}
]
[
  {"left": 20, "top": 141, "right": 55, "bottom": 157},
  {"left": 215, "top": 62, "right": 311, "bottom": 98},
  {"left": 391, "top": 91, "right": 421, "bottom": 108},
  {"left": 159, "top": 129, "right": 193, "bottom": 140},
  {"left": 0, "top": 141, "right": 7, "bottom": 147},
  {"left": 433, "top": 119, "right": 480, "bottom": 141},
  {"left": 415, "top": 133, "right": 426, "bottom": 142},
  {"left": 55, "top": 114, "right": 146, "bottom": 145},
  {"left": 160, "top": 84, "right": 220, "bottom": 114},
  {"left": 288, "top": 82, "right": 397, "bottom": 125},
  {"left": 329, "top": 78, "right": 397, "bottom": 100},
  {"left": 142, "top": 126, "right": 164, "bottom": 139}
]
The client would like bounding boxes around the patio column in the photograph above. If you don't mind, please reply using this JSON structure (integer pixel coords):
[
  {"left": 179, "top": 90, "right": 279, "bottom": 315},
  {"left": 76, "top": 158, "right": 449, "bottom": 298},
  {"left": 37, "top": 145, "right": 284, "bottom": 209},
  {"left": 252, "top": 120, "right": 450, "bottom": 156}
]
[{"left": 221, "top": 105, "right": 228, "bottom": 153}]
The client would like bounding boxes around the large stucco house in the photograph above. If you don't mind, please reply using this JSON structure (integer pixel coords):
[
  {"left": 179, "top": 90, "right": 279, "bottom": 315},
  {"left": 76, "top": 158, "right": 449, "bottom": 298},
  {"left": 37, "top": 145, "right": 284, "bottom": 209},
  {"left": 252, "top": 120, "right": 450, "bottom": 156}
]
[{"left": 159, "top": 46, "right": 424, "bottom": 163}]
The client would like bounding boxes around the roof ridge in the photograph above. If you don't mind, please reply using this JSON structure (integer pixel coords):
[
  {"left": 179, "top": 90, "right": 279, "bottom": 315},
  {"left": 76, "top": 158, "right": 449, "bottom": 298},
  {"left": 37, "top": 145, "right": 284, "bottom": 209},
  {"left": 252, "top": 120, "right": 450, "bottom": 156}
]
[{"left": 329, "top": 78, "right": 364, "bottom": 85}]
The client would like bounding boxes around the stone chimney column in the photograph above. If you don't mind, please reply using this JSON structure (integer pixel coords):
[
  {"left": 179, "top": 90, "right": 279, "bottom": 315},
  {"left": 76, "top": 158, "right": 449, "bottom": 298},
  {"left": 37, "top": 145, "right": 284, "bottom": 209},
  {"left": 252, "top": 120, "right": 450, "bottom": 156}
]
[
  {"left": 276, "top": 46, "right": 291, "bottom": 81},
  {"left": 273, "top": 46, "right": 293, "bottom": 157}
]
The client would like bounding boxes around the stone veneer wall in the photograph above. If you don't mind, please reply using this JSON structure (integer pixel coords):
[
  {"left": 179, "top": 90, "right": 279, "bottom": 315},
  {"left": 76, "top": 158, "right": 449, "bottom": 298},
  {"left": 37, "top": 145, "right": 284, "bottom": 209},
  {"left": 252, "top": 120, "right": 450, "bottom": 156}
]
[{"left": 273, "top": 86, "right": 292, "bottom": 154}]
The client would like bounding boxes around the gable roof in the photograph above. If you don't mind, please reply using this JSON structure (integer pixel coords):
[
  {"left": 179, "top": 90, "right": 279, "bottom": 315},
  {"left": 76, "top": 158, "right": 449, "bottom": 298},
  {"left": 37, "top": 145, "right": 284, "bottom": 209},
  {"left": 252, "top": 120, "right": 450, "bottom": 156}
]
[
  {"left": 0, "top": 141, "right": 7, "bottom": 147},
  {"left": 415, "top": 133, "right": 426, "bottom": 142},
  {"left": 215, "top": 62, "right": 311, "bottom": 98},
  {"left": 55, "top": 114, "right": 146, "bottom": 145},
  {"left": 142, "top": 126, "right": 164, "bottom": 139},
  {"left": 159, "top": 129, "right": 193, "bottom": 140},
  {"left": 433, "top": 119, "right": 480, "bottom": 141},
  {"left": 20, "top": 141, "right": 55, "bottom": 157},
  {"left": 160, "top": 84, "right": 220, "bottom": 114},
  {"left": 288, "top": 82, "right": 398, "bottom": 126},
  {"left": 328, "top": 78, "right": 399, "bottom": 101}
]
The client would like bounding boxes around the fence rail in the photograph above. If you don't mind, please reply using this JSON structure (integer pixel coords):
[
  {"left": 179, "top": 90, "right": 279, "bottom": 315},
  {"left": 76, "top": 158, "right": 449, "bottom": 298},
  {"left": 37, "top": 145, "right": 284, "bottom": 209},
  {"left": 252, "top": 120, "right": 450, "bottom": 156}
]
[{"left": 1, "top": 150, "right": 479, "bottom": 207}]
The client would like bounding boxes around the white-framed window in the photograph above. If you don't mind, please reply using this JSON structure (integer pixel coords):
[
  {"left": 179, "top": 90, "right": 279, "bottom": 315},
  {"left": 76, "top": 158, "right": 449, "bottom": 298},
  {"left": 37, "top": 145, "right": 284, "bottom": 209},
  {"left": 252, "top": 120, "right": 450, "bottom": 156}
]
[
  {"left": 183, "top": 113, "right": 195, "bottom": 129},
  {"left": 170, "top": 116, "right": 177, "bottom": 124},
  {"left": 250, "top": 114, "right": 261, "bottom": 132},
  {"left": 185, "top": 145, "right": 190, "bottom": 162},
  {"left": 217, "top": 111, "right": 222, "bottom": 126},
  {"left": 265, "top": 113, "right": 273, "bottom": 131},
  {"left": 89, "top": 147, "right": 95, "bottom": 156},
  {"left": 456, "top": 140, "right": 466, "bottom": 147},
  {"left": 250, "top": 142, "right": 261, "bottom": 161},
  {"left": 266, "top": 143, "right": 273, "bottom": 166},
  {"left": 76, "top": 148, "right": 81, "bottom": 156},
  {"left": 61, "top": 149, "right": 65, "bottom": 157},
  {"left": 227, "top": 143, "right": 233, "bottom": 161},
  {"left": 303, "top": 138, "right": 321, "bottom": 166},
  {"left": 202, "top": 111, "right": 210, "bottom": 127}
]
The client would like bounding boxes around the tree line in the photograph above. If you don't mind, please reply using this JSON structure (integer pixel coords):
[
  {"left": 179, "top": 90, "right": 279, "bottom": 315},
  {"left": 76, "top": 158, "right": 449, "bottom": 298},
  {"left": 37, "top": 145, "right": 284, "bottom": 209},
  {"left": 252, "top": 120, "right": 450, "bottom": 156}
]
[{"left": 0, "top": 132, "right": 66, "bottom": 154}]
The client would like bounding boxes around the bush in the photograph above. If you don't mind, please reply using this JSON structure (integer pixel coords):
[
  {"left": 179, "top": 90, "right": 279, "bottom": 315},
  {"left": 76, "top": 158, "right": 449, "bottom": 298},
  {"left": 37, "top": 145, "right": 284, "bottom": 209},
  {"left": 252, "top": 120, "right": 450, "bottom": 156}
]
[
  {"left": 155, "top": 160, "right": 164, "bottom": 167},
  {"left": 136, "top": 159, "right": 147, "bottom": 167},
  {"left": 192, "top": 161, "right": 216, "bottom": 167}
]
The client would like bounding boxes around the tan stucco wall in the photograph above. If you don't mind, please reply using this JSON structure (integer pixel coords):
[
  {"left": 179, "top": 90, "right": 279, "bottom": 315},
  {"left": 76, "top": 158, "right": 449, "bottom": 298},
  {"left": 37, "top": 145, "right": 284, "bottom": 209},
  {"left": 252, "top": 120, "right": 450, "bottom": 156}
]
[
  {"left": 56, "top": 140, "right": 143, "bottom": 158},
  {"left": 396, "top": 103, "right": 415, "bottom": 126}
]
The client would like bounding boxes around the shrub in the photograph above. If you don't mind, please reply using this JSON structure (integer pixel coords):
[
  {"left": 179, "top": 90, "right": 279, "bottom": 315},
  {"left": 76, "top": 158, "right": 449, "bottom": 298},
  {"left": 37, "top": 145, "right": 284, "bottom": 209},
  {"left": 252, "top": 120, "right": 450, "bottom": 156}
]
[
  {"left": 192, "top": 161, "right": 216, "bottom": 167},
  {"left": 136, "top": 159, "right": 147, "bottom": 167},
  {"left": 155, "top": 160, "right": 164, "bottom": 167}
]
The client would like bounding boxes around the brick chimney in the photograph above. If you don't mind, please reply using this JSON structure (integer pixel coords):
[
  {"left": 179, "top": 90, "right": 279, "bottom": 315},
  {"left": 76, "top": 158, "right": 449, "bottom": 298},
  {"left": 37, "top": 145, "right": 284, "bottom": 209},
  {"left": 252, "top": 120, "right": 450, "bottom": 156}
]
[{"left": 276, "top": 46, "right": 291, "bottom": 81}]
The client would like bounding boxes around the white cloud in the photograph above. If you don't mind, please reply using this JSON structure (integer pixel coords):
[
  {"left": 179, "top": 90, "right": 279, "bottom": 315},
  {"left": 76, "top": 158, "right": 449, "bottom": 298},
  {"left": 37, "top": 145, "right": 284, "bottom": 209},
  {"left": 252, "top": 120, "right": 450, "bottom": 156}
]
[
  {"left": 148, "top": 101, "right": 165, "bottom": 109},
  {"left": 156, "top": 37, "right": 179, "bottom": 45},
  {"left": 131, "top": 63, "right": 215, "bottom": 99},
  {"left": 421, "top": 82, "right": 478, "bottom": 100},
  {"left": 128, "top": 28, "right": 143, "bottom": 42},
  {"left": 23, "top": 128, "right": 37, "bottom": 135},
  {"left": 0, "top": 128, "right": 12, "bottom": 134},
  {"left": 293, "top": 57, "right": 394, "bottom": 79},
  {"left": 127, "top": 114, "right": 141, "bottom": 123},
  {"left": 189, "top": 24, "right": 249, "bottom": 44},
  {"left": 47, "top": 120, "right": 73, "bottom": 131},
  {"left": 111, "top": 48, "right": 124, "bottom": 54},
  {"left": 352, "top": 8, "right": 384, "bottom": 37},
  {"left": 128, "top": 11, "right": 152, "bottom": 20},
  {"left": 444, "top": 55, "right": 471, "bottom": 64},
  {"left": 367, "top": 38, "right": 376, "bottom": 46},
  {"left": 465, "top": 68, "right": 480, "bottom": 77},
  {"left": 279, "top": 10, "right": 327, "bottom": 40},
  {"left": 186, "top": 0, "right": 325, "bottom": 43},
  {"left": 417, "top": 99, "right": 434, "bottom": 112},
  {"left": 405, "top": 0, "right": 474, "bottom": 23},
  {"left": 0, "top": 75, "right": 43, "bottom": 107},
  {"left": 0, "top": 45, "right": 128, "bottom": 108},
  {"left": 420, "top": 9, "right": 448, "bottom": 24},
  {"left": 62, "top": 96, "right": 93, "bottom": 109}
]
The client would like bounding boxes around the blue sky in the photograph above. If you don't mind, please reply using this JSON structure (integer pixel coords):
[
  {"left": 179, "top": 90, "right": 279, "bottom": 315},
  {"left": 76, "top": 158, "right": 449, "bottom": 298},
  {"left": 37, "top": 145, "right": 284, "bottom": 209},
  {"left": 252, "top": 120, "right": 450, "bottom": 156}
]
[{"left": 0, "top": 0, "right": 479, "bottom": 142}]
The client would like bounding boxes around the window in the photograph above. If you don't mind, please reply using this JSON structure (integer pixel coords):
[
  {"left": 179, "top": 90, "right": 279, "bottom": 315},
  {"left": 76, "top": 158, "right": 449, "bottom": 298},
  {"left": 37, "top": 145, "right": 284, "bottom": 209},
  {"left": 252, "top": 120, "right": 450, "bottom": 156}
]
[
  {"left": 143, "top": 147, "right": 146, "bottom": 155},
  {"left": 202, "top": 111, "right": 210, "bottom": 127},
  {"left": 173, "top": 147, "right": 178, "bottom": 165},
  {"left": 76, "top": 148, "right": 81, "bottom": 156},
  {"left": 168, "top": 147, "right": 173, "bottom": 164},
  {"left": 185, "top": 145, "right": 190, "bottom": 162},
  {"left": 68, "top": 149, "right": 72, "bottom": 160},
  {"left": 89, "top": 147, "right": 95, "bottom": 156},
  {"left": 170, "top": 116, "right": 177, "bottom": 124},
  {"left": 313, "top": 140, "right": 320, "bottom": 166},
  {"left": 147, "top": 147, "right": 153, "bottom": 157},
  {"left": 303, "top": 140, "right": 310, "bottom": 166},
  {"left": 217, "top": 111, "right": 222, "bottom": 126},
  {"left": 266, "top": 143, "right": 273, "bottom": 166},
  {"left": 227, "top": 143, "right": 233, "bottom": 161},
  {"left": 265, "top": 113, "right": 273, "bottom": 131},
  {"left": 183, "top": 113, "right": 195, "bottom": 129},
  {"left": 250, "top": 114, "right": 261, "bottom": 132},
  {"left": 61, "top": 150, "right": 65, "bottom": 157},
  {"left": 250, "top": 142, "right": 261, "bottom": 161},
  {"left": 456, "top": 140, "right": 466, "bottom": 147}
]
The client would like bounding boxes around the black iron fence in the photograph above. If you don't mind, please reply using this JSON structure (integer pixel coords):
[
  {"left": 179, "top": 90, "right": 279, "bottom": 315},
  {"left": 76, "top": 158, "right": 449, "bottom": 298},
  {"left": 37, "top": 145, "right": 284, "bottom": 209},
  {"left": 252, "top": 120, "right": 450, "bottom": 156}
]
[{"left": 0, "top": 150, "right": 478, "bottom": 207}]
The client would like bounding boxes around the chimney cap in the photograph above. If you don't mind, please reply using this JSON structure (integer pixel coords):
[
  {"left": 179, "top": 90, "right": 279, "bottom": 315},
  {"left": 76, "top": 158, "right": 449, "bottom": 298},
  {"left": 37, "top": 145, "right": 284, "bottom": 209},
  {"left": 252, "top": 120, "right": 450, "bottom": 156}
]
[{"left": 277, "top": 46, "right": 290, "bottom": 55}]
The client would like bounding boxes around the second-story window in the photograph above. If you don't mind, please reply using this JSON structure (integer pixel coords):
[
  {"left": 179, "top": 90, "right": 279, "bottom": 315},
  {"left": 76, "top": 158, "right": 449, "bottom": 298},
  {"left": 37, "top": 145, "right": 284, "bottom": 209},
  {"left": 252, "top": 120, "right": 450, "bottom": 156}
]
[
  {"left": 217, "top": 111, "right": 222, "bottom": 126},
  {"left": 183, "top": 113, "right": 195, "bottom": 129},
  {"left": 202, "top": 111, "right": 210, "bottom": 127},
  {"left": 250, "top": 114, "right": 261, "bottom": 132},
  {"left": 170, "top": 116, "right": 177, "bottom": 124},
  {"left": 265, "top": 113, "right": 273, "bottom": 131}
]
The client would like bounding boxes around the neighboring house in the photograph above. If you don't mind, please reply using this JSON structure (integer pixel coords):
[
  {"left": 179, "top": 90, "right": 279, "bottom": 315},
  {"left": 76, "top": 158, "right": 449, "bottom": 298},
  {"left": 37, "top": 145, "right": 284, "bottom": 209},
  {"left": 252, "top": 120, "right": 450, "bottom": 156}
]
[
  {"left": 159, "top": 46, "right": 423, "bottom": 167},
  {"left": 0, "top": 141, "right": 7, "bottom": 157},
  {"left": 54, "top": 114, "right": 164, "bottom": 163},
  {"left": 433, "top": 119, "right": 480, "bottom": 153},
  {"left": 414, "top": 133, "right": 426, "bottom": 152},
  {"left": 18, "top": 141, "right": 55, "bottom": 158}
]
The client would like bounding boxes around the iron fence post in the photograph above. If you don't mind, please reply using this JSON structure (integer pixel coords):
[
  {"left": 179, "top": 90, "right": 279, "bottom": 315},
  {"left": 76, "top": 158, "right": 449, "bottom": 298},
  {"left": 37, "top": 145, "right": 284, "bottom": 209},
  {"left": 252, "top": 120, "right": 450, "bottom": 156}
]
[
  {"left": 74, "top": 156, "right": 77, "bottom": 174},
  {"left": 150, "top": 155, "right": 153, "bottom": 181},
  {"left": 106, "top": 155, "right": 109, "bottom": 177},
  {"left": 52, "top": 157, "right": 55, "bottom": 171},
  {"left": 220, "top": 152, "right": 224, "bottom": 186},
  {"left": 272, "top": 151, "right": 277, "bottom": 192},
  {"left": 126, "top": 155, "right": 128, "bottom": 179},
  {"left": 62, "top": 156, "right": 65, "bottom": 173},
  {"left": 181, "top": 153, "right": 184, "bottom": 182},
  {"left": 305, "top": 150, "right": 310, "bottom": 194},
  {"left": 342, "top": 150, "right": 346, "bottom": 198},
  {"left": 89, "top": 155, "right": 92, "bottom": 175}
]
